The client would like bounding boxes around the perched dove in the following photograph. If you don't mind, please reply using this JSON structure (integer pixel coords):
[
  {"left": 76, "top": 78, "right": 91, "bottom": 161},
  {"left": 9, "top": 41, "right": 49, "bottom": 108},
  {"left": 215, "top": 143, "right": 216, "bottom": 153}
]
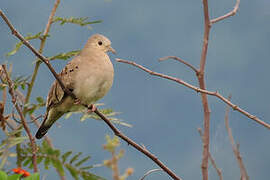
[{"left": 35, "top": 34, "right": 115, "bottom": 139}]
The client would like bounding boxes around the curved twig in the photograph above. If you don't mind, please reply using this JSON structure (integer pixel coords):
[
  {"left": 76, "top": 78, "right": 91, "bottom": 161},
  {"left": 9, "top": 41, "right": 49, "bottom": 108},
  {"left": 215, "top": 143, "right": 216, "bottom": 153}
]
[
  {"left": 211, "top": 0, "right": 240, "bottom": 24},
  {"left": 159, "top": 56, "right": 199, "bottom": 74},
  {"left": 140, "top": 169, "right": 164, "bottom": 180}
]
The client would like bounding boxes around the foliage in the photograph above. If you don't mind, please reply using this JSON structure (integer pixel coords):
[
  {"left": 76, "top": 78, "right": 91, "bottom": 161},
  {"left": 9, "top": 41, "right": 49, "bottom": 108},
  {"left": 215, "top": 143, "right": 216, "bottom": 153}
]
[
  {"left": 48, "top": 50, "right": 81, "bottom": 61},
  {"left": 6, "top": 32, "right": 47, "bottom": 57},
  {"left": 65, "top": 104, "right": 132, "bottom": 127},
  {"left": 52, "top": 16, "right": 102, "bottom": 27},
  {"left": 0, "top": 129, "right": 27, "bottom": 169},
  {"left": 0, "top": 170, "right": 39, "bottom": 180},
  {"left": 19, "top": 140, "right": 104, "bottom": 180}
]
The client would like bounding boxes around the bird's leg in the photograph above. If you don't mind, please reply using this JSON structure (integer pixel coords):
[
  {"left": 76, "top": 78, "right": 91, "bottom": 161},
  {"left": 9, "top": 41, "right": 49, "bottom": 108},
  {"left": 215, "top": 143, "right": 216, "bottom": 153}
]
[
  {"left": 87, "top": 104, "right": 96, "bottom": 113},
  {"left": 74, "top": 98, "right": 81, "bottom": 105}
]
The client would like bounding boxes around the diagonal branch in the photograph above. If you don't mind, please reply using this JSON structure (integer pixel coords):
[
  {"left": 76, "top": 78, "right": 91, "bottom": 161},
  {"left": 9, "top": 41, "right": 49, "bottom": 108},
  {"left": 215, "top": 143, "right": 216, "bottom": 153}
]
[
  {"left": 159, "top": 56, "right": 199, "bottom": 74},
  {"left": 0, "top": 10, "right": 182, "bottom": 180},
  {"left": 198, "top": 128, "right": 223, "bottom": 180},
  {"left": 116, "top": 58, "right": 270, "bottom": 130},
  {"left": 1, "top": 65, "right": 38, "bottom": 172},
  {"left": 225, "top": 95, "right": 249, "bottom": 180},
  {"left": 211, "top": 0, "right": 240, "bottom": 24}
]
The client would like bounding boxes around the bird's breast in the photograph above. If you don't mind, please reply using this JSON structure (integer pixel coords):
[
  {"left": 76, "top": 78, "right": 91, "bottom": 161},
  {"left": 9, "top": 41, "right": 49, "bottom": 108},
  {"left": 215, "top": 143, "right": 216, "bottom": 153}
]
[{"left": 73, "top": 62, "right": 114, "bottom": 105}]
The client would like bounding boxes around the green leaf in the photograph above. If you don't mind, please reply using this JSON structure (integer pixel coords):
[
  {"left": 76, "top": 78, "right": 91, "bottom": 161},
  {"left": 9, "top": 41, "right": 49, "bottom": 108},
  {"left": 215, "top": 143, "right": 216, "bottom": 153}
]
[
  {"left": 79, "top": 165, "right": 93, "bottom": 170},
  {"left": 7, "top": 174, "right": 21, "bottom": 180},
  {"left": 48, "top": 50, "right": 81, "bottom": 61},
  {"left": 52, "top": 158, "right": 65, "bottom": 177},
  {"left": 44, "top": 157, "right": 51, "bottom": 170},
  {"left": 65, "top": 164, "right": 79, "bottom": 180},
  {"left": 23, "top": 157, "right": 31, "bottom": 167},
  {"left": 36, "top": 97, "right": 44, "bottom": 104},
  {"left": 24, "top": 173, "right": 39, "bottom": 180},
  {"left": 53, "top": 16, "right": 102, "bottom": 27},
  {"left": 0, "top": 171, "right": 7, "bottom": 180},
  {"left": 75, "top": 156, "right": 90, "bottom": 167},
  {"left": 69, "top": 152, "right": 82, "bottom": 164},
  {"left": 61, "top": 151, "right": 72, "bottom": 163},
  {"left": 6, "top": 32, "right": 42, "bottom": 56},
  {"left": 80, "top": 171, "right": 105, "bottom": 180}
]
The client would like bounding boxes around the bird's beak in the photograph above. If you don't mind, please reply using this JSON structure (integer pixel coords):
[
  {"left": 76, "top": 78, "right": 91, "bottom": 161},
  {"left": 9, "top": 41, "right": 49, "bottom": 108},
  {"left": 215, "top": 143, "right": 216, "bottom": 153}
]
[{"left": 108, "top": 46, "right": 117, "bottom": 54}]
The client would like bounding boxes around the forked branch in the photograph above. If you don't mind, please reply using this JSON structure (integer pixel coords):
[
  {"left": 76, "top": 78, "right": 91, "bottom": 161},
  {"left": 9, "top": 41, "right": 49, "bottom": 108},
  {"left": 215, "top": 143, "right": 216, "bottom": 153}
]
[{"left": 116, "top": 58, "right": 270, "bottom": 130}]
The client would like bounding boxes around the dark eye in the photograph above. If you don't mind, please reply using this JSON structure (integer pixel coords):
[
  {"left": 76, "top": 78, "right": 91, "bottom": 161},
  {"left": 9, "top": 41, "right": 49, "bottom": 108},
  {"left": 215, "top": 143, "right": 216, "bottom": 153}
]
[{"left": 98, "top": 41, "right": 102, "bottom": 46}]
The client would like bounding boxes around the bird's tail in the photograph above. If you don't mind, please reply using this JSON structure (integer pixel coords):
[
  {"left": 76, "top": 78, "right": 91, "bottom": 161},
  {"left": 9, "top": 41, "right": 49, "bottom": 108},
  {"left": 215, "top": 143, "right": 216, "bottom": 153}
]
[
  {"left": 35, "top": 123, "right": 52, "bottom": 139},
  {"left": 35, "top": 114, "right": 51, "bottom": 139}
]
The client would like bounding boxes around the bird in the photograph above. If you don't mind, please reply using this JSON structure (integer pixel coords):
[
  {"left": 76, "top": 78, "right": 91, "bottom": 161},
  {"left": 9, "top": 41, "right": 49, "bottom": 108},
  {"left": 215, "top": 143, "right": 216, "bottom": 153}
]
[{"left": 35, "top": 34, "right": 116, "bottom": 139}]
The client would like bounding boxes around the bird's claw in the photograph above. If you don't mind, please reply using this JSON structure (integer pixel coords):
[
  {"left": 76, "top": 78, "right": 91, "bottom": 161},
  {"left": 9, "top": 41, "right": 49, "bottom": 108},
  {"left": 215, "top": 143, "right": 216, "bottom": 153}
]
[
  {"left": 74, "top": 99, "right": 81, "bottom": 105},
  {"left": 87, "top": 104, "right": 96, "bottom": 113}
]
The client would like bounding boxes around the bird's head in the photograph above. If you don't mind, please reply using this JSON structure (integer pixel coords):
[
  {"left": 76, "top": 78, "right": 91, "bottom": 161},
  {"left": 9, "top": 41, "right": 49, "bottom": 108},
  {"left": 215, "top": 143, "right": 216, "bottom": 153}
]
[{"left": 84, "top": 34, "right": 116, "bottom": 54}]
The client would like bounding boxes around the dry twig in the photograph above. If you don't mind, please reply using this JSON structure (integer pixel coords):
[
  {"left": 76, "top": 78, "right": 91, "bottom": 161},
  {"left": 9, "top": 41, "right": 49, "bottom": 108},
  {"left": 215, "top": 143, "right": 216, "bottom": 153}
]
[
  {"left": 211, "top": 0, "right": 240, "bottom": 24},
  {"left": 1, "top": 65, "right": 38, "bottom": 172},
  {"left": 198, "top": 128, "right": 222, "bottom": 180},
  {"left": 116, "top": 58, "right": 270, "bottom": 130},
  {"left": 140, "top": 169, "right": 163, "bottom": 180},
  {"left": 225, "top": 96, "right": 249, "bottom": 180},
  {"left": 0, "top": 10, "right": 182, "bottom": 180}
]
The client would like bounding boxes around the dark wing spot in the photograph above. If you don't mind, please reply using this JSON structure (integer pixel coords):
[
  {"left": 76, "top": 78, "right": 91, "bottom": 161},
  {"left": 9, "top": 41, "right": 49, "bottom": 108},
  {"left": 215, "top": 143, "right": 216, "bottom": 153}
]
[
  {"left": 75, "top": 66, "right": 78, "bottom": 69},
  {"left": 69, "top": 69, "right": 74, "bottom": 72}
]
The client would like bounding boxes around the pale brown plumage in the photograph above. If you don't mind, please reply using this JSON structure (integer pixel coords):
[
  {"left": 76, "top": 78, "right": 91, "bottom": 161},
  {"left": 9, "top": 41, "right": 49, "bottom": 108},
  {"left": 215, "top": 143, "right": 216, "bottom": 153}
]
[{"left": 35, "top": 34, "right": 115, "bottom": 139}]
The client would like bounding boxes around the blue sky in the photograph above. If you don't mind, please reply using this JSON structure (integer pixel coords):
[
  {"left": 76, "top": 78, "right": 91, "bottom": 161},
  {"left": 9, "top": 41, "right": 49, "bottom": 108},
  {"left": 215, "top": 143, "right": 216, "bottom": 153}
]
[{"left": 1, "top": 0, "right": 270, "bottom": 179}]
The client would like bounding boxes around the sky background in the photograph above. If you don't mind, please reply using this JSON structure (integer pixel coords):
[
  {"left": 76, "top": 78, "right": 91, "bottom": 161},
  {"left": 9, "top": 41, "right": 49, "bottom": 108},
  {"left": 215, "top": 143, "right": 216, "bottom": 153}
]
[{"left": 1, "top": 0, "right": 270, "bottom": 179}]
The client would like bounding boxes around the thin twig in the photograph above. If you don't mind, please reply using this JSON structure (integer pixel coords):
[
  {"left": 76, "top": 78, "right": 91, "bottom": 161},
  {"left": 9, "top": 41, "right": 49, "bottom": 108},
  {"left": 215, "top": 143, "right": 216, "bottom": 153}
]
[
  {"left": 1, "top": 65, "right": 38, "bottom": 172},
  {"left": 225, "top": 95, "right": 249, "bottom": 180},
  {"left": 198, "top": 128, "right": 222, "bottom": 180},
  {"left": 116, "top": 58, "right": 270, "bottom": 130},
  {"left": 24, "top": 0, "right": 61, "bottom": 106},
  {"left": 140, "top": 169, "right": 163, "bottom": 180},
  {"left": 159, "top": 56, "right": 199, "bottom": 74},
  {"left": 211, "top": 0, "right": 240, "bottom": 24},
  {"left": 0, "top": 11, "right": 182, "bottom": 180}
]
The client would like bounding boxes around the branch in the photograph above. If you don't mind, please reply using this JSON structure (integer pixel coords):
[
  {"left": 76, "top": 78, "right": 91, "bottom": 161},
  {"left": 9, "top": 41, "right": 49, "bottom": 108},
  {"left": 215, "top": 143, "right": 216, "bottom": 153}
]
[
  {"left": 225, "top": 96, "right": 249, "bottom": 180},
  {"left": 199, "top": 1, "right": 212, "bottom": 179},
  {"left": 1, "top": 65, "right": 38, "bottom": 172},
  {"left": 198, "top": 128, "right": 222, "bottom": 180},
  {"left": 0, "top": 11, "right": 182, "bottom": 180},
  {"left": 159, "top": 56, "right": 199, "bottom": 74},
  {"left": 211, "top": 0, "right": 240, "bottom": 24},
  {"left": 25, "top": 0, "right": 61, "bottom": 105},
  {"left": 116, "top": 58, "right": 270, "bottom": 130},
  {"left": 140, "top": 169, "right": 163, "bottom": 180}
]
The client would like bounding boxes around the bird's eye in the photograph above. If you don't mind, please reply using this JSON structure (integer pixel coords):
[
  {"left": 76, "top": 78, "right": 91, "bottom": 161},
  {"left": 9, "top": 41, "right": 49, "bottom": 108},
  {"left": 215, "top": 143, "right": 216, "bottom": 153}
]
[{"left": 98, "top": 41, "right": 102, "bottom": 46}]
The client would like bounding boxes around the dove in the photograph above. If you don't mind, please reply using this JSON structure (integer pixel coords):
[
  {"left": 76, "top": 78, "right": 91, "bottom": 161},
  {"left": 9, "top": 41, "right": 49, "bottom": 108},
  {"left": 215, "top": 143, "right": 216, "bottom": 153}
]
[{"left": 35, "top": 34, "right": 115, "bottom": 139}]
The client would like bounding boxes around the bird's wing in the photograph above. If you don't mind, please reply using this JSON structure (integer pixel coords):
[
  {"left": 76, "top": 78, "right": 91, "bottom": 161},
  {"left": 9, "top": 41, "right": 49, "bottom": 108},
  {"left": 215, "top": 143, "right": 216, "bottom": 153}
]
[{"left": 46, "top": 60, "right": 79, "bottom": 110}]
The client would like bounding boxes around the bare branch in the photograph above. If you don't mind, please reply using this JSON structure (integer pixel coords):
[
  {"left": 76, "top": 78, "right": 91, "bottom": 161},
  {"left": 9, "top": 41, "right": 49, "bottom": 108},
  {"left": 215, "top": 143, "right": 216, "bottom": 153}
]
[
  {"left": 159, "top": 56, "right": 198, "bottom": 74},
  {"left": 116, "top": 58, "right": 270, "bottom": 130},
  {"left": 0, "top": 11, "right": 182, "bottom": 180},
  {"left": 140, "top": 169, "right": 163, "bottom": 180},
  {"left": 1, "top": 65, "right": 38, "bottom": 172},
  {"left": 198, "top": 128, "right": 223, "bottom": 180},
  {"left": 225, "top": 95, "right": 249, "bottom": 180},
  {"left": 211, "top": 0, "right": 240, "bottom": 24},
  {"left": 199, "top": 1, "right": 212, "bottom": 179}
]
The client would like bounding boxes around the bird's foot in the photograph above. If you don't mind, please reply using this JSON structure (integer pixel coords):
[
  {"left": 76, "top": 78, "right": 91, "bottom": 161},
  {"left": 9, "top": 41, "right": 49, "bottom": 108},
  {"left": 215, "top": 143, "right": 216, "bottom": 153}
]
[
  {"left": 74, "top": 98, "right": 81, "bottom": 105},
  {"left": 87, "top": 104, "right": 96, "bottom": 113}
]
